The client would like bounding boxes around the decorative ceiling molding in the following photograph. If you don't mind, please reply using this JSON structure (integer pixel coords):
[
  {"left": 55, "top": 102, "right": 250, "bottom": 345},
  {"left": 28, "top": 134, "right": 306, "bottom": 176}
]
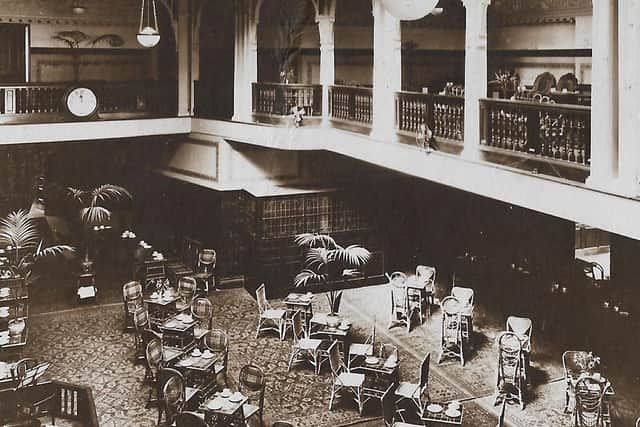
[
  {"left": 489, "top": 0, "right": 592, "bottom": 26},
  {"left": 0, "top": 0, "right": 139, "bottom": 27}
]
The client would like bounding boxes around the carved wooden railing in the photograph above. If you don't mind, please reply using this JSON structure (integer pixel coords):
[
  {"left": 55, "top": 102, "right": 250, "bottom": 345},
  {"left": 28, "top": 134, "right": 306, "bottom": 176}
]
[
  {"left": 252, "top": 82, "right": 322, "bottom": 116},
  {"left": 0, "top": 81, "right": 176, "bottom": 119},
  {"left": 395, "top": 91, "right": 464, "bottom": 141},
  {"left": 329, "top": 85, "right": 373, "bottom": 124},
  {"left": 480, "top": 98, "right": 591, "bottom": 166}
]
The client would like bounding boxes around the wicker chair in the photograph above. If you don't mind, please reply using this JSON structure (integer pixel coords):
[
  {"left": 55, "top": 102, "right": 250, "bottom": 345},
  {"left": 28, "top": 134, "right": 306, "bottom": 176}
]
[
  {"left": 494, "top": 332, "right": 525, "bottom": 410},
  {"left": 191, "top": 297, "right": 213, "bottom": 340},
  {"left": 204, "top": 329, "right": 229, "bottom": 387},
  {"left": 438, "top": 296, "right": 464, "bottom": 366},
  {"left": 574, "top": 376, "right": 611, "bottom": 427},
  {"left": 239, "top": 365, "right": 266, "bottom": 426},
  {"left": 506, "top": 316, "right": 532, "bottom": 381},
  {"left": 328, "top": 340, "right": 365, "bottom": 415},
  {"left": 348, "top": 321, "right": 375, "bottom": 369},
  {"left": 395, "top": 352, "right": 430, "bottom": 417},
  {"left": 563, "top": 351, "right": 593, "bottom": 414},
  {"left": 383, "top": 386, "right": 422, "bottom": 427},
  {"left": 389, "top": 280, "right": 416, "bottom": 333},
  {"left": 122, "top": 281, "right": 143, "bottom": 332},
  {"left": 451, "top": 286, "right": 474, "bottom": 340},
  {"left": 175, "top": 277, "right": 197, "bottom": 312},
  {"left": 288, "top": 310, "right": 323, "bottom": 374},
  {"left": 415, "top": 265, "right": 436, "bottom": 318},
  {"left": 145, "top": 338, "right": 165, "bottom": 408},
  {"left": 255, "top": 283, "right": 286, "bottom": 340}
]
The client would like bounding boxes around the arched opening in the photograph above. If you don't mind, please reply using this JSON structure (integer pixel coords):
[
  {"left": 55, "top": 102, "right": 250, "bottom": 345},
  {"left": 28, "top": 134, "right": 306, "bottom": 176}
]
[{"left": 197, "top": 0, "right": 236, "bottom": 118}]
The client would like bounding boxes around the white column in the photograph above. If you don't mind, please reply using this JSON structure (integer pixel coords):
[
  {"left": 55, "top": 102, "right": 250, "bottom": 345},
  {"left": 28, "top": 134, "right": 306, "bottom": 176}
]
[
  {"left": 616, "top": 0, "right": 640, "bottom": 196},
  {"left": 461, "top": 0, "right": 491, "bottom": 158},
  {"left": 177, "top": 0, "right": 192, "bottom": 117},
  {"left": 316, "top": 15, "right": 335, "bottom": 122},
  {"left": 587, "top": 0, "right": 619, "bottom": 191},
  {"left": 371, "top": 0, "right": 401, "bottom": 141},
  {"left": 233, "top": 4, "right": 250, "bottom": 121}
]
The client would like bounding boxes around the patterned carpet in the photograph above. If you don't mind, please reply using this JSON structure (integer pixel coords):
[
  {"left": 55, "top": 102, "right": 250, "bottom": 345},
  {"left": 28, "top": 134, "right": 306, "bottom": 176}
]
[{"left": 22, "top": 284, "right": 639, "bottom": 426}]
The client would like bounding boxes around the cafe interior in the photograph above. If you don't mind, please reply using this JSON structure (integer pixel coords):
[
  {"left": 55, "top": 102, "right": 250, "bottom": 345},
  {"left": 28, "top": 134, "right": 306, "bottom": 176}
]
[{"left": 0, "top": 0, "right": 639, "bottom": 426}]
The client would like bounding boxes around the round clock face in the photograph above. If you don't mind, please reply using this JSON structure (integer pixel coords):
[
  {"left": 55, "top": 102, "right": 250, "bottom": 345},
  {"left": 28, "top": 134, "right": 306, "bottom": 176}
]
[{"left": 66, "top": 87, "right": 98, "bottom": 118}]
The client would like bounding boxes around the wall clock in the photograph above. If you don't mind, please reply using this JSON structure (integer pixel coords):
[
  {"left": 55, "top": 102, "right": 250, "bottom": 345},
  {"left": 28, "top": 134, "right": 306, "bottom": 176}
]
[{"left": 64, "top": 86, "right": 99, "bottom": 119}]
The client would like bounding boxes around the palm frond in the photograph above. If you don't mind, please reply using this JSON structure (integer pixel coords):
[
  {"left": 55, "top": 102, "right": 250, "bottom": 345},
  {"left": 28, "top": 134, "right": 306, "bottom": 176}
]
[
  {"left": 91, "top": 184, "right": 132, "bottom": 206},
  {"left": 66, "top": 186, "right": 88, "bottom": 204},
  {"left": 302, "top": 247, "right": 330, "bottom": 270},
  {"left": 293, "top": 269, "right": 327, "bottom": 287},
  {"left": 33, "top": 241, "right": 75, "bottom": 261},
  {"left": 333, "top": 245, "right": 371, "bottom": 267},
  {"left": 0, "top": 209, "right": 39, "bottom": 249},
  {"left": 80, "top": 206, "right": 111, "bottom": 225},
  {"left": 294, "top": 233, "right": 336, "bottom": 249}
]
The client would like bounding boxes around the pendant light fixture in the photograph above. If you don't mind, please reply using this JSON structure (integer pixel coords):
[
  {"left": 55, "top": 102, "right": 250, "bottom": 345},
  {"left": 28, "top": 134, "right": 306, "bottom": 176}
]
[
  {"left": 71, "top": 0, "right": 86, "bottom": 15},
  {"left": 379, "top": 0, "right": 440, "bottom": 21},
  {"left": 137, "top": 0, "right": 161, "bottom": 48}
]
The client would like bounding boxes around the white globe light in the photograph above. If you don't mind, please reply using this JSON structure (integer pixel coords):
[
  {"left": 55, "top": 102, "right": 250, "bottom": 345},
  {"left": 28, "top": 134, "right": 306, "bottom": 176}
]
[
  {"left": 379, "top": 0, "right": 440, "bottom": 21},
  {"left": 137, "top": 26, "right": 161, "bottom": 48}
]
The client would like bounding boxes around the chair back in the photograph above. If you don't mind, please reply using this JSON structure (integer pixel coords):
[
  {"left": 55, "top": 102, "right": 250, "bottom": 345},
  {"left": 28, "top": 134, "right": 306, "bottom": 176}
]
[
  {"left": 416, "top": 265, "right": 436, "bottom": 283},
  {"left": 328, "top": 340, "right": 343, "bottom": 377},
  {"left": 122, "top": 281, "right": 142, "bottom": 309},
  {"left": 175, "top": 411, "right": 207, "bottom": 427},
  {"left": 13, "top": 358, "right": 37, "bottom": 382},
  {"left": 162, "top": 374, "right": 185, "bottom": 423},
  {"left": 497, "top": 332, "right": 522, "bottom": 385},
  {"left": 388, "top": 271, "right": 407, "bottom": 286},
  {"left": 178, "top": 277, "right": 197, "bottom": 298},
  {"left": 16, "top": 362, "right": 50, "bottom": 389},
  {"left": 381, "top": 386, "right": 396, "bottom": 427},
  {"left": 562, "top": 351, "right": 592, "bottom": 382},
  {"left": 133, "top": 306, "right": 150, "bottom": 331},
  {"left": 191, "top": 297, "right": 213, "bottom": 328},
  {"left": 390, "top": 283, "right": 409, "bottom": 314},
  {"left": 506, "top": 316, "right": 532, "bottom": 352},
  {"left": 332, "top": 290, "right": 343, "bottom": 314},
  {"left": 574, "top": 376, "right": 606, "bottom": 427},
  {"left": 204, "top": 329, "right": 228, "bottom": 355},
  {"left": 156, "top": 368, "right": 184, "bottom": 403},
  {"left": 256, "top": 283, "right": 269, "bottom": 314},
  {"left": 144, "top": 260, "right": 166, "bottom": 282},
  {"left": 441, "top": 297, "right": 462, "bottom": 343},
  {"left": 557, "top": 72, "right": 578, "bottom": 92},
  {"left": 239, "top": 364, "right": 266, "bottom": 412},
  {"left": 272, "top": 422, "right": 295, "bottom": 427},
  {"left": 146, "top": 338, "right": 164, "bottom": 376},
  {"left": 292, "top": 310, "right": 305, "bottom": 341},
  {"left": 419, "top": 352, "right": 431, "bottom": 390},
  {"left": 198, "top": 249, "right": 216, "bottom": 270},
  {"left": 379, "top": 343, "right": 398, "bottom": 361},
  {"left": 366, "top": 321, "right": 376, "bottom": 346},
  {"left": 451, "top": 287, "right": 474, "bottom": 307},
  {"left": 532, "top": 71, "right": 557, "bottom": 94}
]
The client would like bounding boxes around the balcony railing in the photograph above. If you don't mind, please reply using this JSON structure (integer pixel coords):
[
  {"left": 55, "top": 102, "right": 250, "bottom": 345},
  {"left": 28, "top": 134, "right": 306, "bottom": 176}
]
[
  {"left": 395, "top": 91, "right": 464, "bottom": 142},
  {"left": 480, "top": 98, "right": 591, "bottom": 167},
  {"left": 329, "top": 85, "right": 373, "bottom": 124},
  {"left": 0, "top": 81, "right": 176, "bottom": 122},
  {"left": 252, "top": 82, "right": 322, "bottom": 116}
]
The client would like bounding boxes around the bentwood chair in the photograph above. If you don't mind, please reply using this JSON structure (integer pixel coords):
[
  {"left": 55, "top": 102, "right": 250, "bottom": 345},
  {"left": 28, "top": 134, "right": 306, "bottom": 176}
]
[
  {"left": 256, "top": 283, "right": 286, "bottom": 340},
  {"left": 415, "top": 265, "right": 436, "bottom": 318},
  {"left": 271, "top": 422, "right": 294, "bottom": 427},
  {"left": 161, "top": 375, "right": 186, "bottom": 427},
  {"left": 122, "top": 281, "right": 143, "bottom": 331},
  {"left": 175, "top": 277, "right": 197, "bottom": 312},
  {"left": 348, "top": 320, "right": 375, "bottom": 369},
  {"left": 574, "top": 376, "right": 611, "bottom": 427},
  {"left": 134, "top": 306, "right": 160, "bottom": 366},
  {"left": 383, "top": 386, "right": 422, "bottom": 427},
  {"left": 204, "top": 329, "right": 229, "bottom": 386},
  {"left": 395, "top": 352, "right": 430, "bottom": 417},
  {"left": 145, "top": 338, "right": 165, "bottom": 408},
  {"left": 494, "top": 332, "right": 525, "bottom": 410},
  {"left": 156, "top": 368, "right": 199, "bottom": 427},
  {"left": 191, "top": 297, "right": 213, "bottom": 340},
  {"left": 288, "top": 310, "right": 323, "bottom": 374},
  {"left": 506, "top": 316, "right": 533, "bottom": 381},
  {"left": 175, "top": 411, "right": 207, "bottom": 427},
  {"left": 438, "top": 297, "right": 464, "bottom": 366},
  {"left": 195, "top": 248, "right": 216, "bottom": 293},
  {"left": 328, "top": 340, "right": 366, "bottom": 415},
  {"left": 239, "top": 364, "right": 266, "bottom": 426},
  {"left": 13, "top": 361, "right": 55, "bottom": 425},
  {"left": 451, "top": 286, "right": 474, "bottom": 340}
]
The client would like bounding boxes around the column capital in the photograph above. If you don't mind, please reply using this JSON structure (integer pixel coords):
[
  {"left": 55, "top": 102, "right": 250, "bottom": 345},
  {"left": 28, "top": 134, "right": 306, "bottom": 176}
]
[{"left": 462, "top": 0, "right": 491, "bottom": 9}]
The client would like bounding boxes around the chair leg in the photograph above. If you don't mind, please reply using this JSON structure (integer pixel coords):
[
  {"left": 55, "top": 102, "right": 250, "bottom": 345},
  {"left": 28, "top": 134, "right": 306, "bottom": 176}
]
[
  {"left": 288, "top": 349, "right": 297, "bottom": 372},
  {"left": 329, "top": 385, "right": 336, "bottom": 411}
]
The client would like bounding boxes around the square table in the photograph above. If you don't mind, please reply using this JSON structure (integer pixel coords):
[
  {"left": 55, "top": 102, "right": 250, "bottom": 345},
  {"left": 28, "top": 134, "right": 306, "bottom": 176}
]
[
  {"left": 0, "top": 327, "right": 27, "bottom": 361},
  {"left": 173, "top": 351, "right": 221, "bottom": 389},
  {"left": 284, "top": 293, "right": 314, "bottom": 326},
  {"left": 201, "top": 392, "right": 248, "bottom": 426},
  {"left": 421, "top": 402, "right": 463, "bottom": 425},
  {"left": 145, "top": 293, "right": 179, "bottom": 325},
  {"left": 309, "top": 314, "right": 352, "bottom": 363},
  {"left": 159, "top": 314, "right": 197, "bottom": 349}
]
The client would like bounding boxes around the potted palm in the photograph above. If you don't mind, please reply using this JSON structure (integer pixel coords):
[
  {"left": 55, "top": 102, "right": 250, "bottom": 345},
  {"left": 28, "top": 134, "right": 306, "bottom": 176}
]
[
  {"left": 0, "top": 209, "right": 74, "bottom": 285},
  {"left": 293, "top": 233, "right": 370, "bottom": 324},
  {"left": 65, "top": 184, "right": 132, "bottom": 268}
]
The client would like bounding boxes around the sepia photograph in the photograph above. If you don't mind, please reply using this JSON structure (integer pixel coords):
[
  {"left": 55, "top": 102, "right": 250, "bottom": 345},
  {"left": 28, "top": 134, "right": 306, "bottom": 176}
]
[{"left": 0, "top": 0, "right": 638, "bottom": 426}]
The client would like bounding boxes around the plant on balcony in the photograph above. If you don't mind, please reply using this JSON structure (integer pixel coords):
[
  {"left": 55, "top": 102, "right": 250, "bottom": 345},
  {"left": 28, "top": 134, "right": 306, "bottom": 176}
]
[
  {"left": 65, "top": 184, "right": 132, "bottom": 266},
  {"left": 272, "top": 0, "right": 309, "bottom": 83},
  {"left": 490, "top": 68, "right": 519, "bottom": 98},
  {"left": 293, "top": 233, "right": 371, "bottom": 316},
  {"left": 0, "top": 209, "right": 74, "bottom": 284}
]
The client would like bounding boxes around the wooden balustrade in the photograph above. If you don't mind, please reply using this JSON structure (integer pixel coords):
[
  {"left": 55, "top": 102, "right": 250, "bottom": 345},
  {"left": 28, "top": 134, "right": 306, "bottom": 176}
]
[
  {"left": 480, "top": 98, "right": 591, "bottom": 166},
  {"left": 329, "top": 85, "right": 372, "bottom": 124},
  {"left": 395, "top": 91, "right": 464, "bottom": 141},
  {"left": 252, "top": 82, "right": 322, "bottom": 116},
  {"left": 0, "top": 81, "right": 176, "bottom": 120}
]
